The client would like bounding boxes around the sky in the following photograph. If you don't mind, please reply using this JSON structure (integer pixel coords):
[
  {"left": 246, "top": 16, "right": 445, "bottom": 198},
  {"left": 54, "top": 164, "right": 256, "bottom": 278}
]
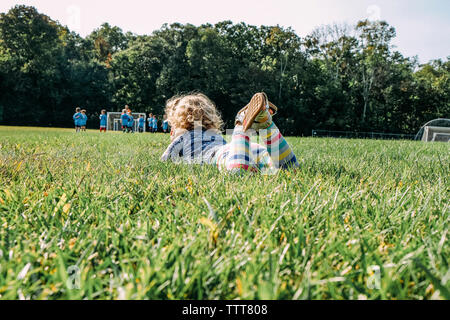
[{"left": 1, "top": 0, "right": 449, "bottom": 64}]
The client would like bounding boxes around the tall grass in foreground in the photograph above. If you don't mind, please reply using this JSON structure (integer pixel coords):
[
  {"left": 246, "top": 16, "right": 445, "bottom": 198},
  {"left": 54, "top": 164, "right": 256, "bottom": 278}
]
[{"left": 0, "top": 126, "right": 448, "bottom": 300}]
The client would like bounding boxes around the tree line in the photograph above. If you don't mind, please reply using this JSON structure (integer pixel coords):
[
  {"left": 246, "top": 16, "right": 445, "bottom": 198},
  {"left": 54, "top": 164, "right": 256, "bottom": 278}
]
[{"left": 0, "top": 5, "right": 448, "bottom": 135}]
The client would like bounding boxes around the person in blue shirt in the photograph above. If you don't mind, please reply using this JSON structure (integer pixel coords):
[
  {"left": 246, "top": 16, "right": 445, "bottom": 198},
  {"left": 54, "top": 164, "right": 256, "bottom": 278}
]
[
  {"left": 148, "top": 113, "right": 154, "bottom": 133},
  {"left": 121, "top": 109, "right": 128, "bottom": 133},
  {"left": 73, "top": 107, "right": 82, "bottom": 132},
  {"left": 80, "top": 110, "right": 88, "bottom": 132},
  {"left": 152, "top": 116, "right": 158, "bottom": 133},
  {"left": 138, "top": 115, "right": 145, "bottom": 133},
  {"left": 126, "top": 111, "right": 134, "bottom": 133},
  {"left": 99, "top": 109, "right": 107, "bottom": 132},
  {"left": 162, "top": 116, "right": 169, "bottom": 133}
]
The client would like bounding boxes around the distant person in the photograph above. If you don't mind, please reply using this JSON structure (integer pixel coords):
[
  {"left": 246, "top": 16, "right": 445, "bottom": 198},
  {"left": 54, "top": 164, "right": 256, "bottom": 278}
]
[
  {"left": 99, "top": 109, "right": 107, "bottom": 132},
  {"left": 121, "top": 109, "right": 128, "bottom": 133},
  {"left": 127, "top": 111, "right": 134, "bottom": 133},
  {"left": 80, "top": 110, "right": 88, "bottom": 132},
  {"left": 152, "top": 115, "right": 158, "bottom": 133},
  {"left": 138, "top": 114, "right": 145, "bottom": 133},
  {"left": 162, "top": 117, "right": 169, "bottom": 133},
  {"left": 73, "top": 107, "right": 82, "bottom": 133},
  {"left": 148, "top": 113, "right": 154, "bottom": 132}
]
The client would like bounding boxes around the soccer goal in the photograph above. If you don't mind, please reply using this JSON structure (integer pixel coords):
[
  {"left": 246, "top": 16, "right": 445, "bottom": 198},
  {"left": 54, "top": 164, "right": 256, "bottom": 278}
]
[
  {"left": 422, "top": 126, "right": 450, "bottom": 142},
  {"left": 415, "top": 119, "right": 450, "bottom": 142},
  {"left": 107, "top": 112, "right": 147, "bottom": 132}
]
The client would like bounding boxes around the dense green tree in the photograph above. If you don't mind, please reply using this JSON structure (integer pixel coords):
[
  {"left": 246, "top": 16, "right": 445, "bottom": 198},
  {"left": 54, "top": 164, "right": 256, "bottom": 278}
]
[
  {"left": 87, "top": 23, "right": 135, "bottom": 65},
  {"left": 0, "top": 5, "right": 448, "bottom": 134},
  {"left": 413, "top": 59, "right": 450, "bottom": 126},
  {"left": 0, "top": 5, "right": 65, "bottom": 125},
  {"left": 110, "top": 35, "right": 168, "bottom": 112},
  {"left": 354, "top": 20, "right": 396, "bottom": 124}
]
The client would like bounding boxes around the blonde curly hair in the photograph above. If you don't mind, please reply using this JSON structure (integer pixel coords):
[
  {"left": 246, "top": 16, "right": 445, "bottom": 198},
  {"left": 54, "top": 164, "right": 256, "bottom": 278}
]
[{"left": 165, "top": 93, "right": 224, "bottom": 135}]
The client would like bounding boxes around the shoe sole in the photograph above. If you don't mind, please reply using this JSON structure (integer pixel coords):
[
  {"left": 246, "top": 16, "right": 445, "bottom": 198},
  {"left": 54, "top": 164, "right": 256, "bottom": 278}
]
[
  {"left": 241, "top": 93, "right": 267, "bottom": 132},
  {"left": 241, "top": 93, "right": 279, "bottom": 132}
]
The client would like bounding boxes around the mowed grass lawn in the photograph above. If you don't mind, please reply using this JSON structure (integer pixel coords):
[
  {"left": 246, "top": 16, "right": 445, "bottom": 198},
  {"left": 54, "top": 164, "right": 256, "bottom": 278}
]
[{"left": 0, "top": 126, "right": 448, "bottom": 300}]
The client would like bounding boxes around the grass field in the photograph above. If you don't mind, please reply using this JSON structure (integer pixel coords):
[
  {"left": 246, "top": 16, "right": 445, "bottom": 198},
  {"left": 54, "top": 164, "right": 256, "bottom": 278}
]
[{"left": 0, "top": 126, "right": 448, "bottom": 300}]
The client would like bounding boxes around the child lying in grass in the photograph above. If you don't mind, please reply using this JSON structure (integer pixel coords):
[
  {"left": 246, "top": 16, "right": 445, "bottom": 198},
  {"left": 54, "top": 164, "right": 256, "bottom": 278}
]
[{"left": 161, "top": 92, "right": 299, "bottom": 173}]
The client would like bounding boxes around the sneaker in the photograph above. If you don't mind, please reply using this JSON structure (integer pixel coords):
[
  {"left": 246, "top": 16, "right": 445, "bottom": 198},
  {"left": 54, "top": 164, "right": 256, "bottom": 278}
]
[{"left": 235, "top": 93, "right": 278, "bottom": 132}]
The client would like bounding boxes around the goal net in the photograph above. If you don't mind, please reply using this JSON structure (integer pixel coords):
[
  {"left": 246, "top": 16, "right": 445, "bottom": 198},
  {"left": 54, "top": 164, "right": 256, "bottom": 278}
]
[
  {"left": 422, "top": 126, "right": 450, "bottom": 142},
  {"left": 107, "top": 112, "right": 147, "bottom": 132},
  {"left": 415, "top": 119, "right": 450, "bottom": 142}
]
